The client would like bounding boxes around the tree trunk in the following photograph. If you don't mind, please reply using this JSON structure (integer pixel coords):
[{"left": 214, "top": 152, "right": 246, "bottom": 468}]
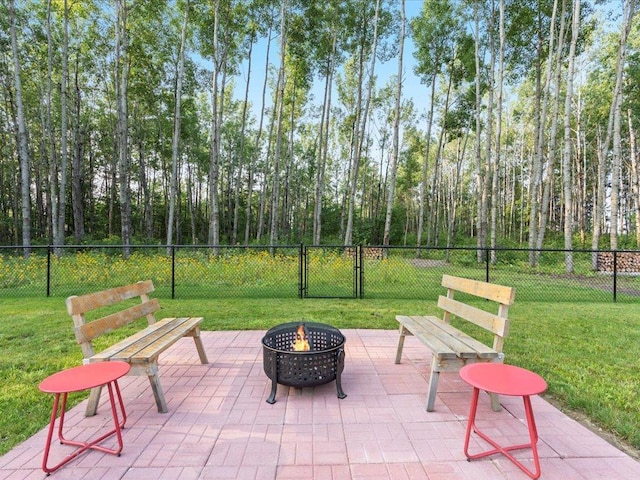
[
  {"left": 56, "top": 0, "right": 69, "bottom": 252},
  {"left": 234, "top": 33, "right": 252, "bottom": 245},
  {"left": 71, "top": 55, "right": 85, "bottom": 243},
  {"left": 208, "top": 0, "right": 221, "bottom": 250},
  {"left": 313, "top": 32, "right": 337, "bottom": 245},
  {"left": 629, "top": 109, "right": 640, "bottom": 247},
  {"left": 345, "top": 0, "right": 380, "bottom": 246},
  {"left": 250, "top": 23, "right": 273, "bottom": 244},
  {"left": 481, "top": 0, "right": 495, "bottom": 261},
  {"left": 529, "top": 0, "right": 559, "bottom": 265},
  {"left": 563, "top": 0, "right": 580, "bottom": 273},
  {"left": 416, "top": 70, "right": 437, "bottom": 254},
  {"left": 116, "top": 0, "right": 131, "bottom": 258},
  {"left": 46, "top": 0, "right": 59, "bottom": 250},
  {"left": 473, "top": 0, "right": 483, "bottom": 262},
  {"left": 9, "top": 0, "right": 31, "bottom": 257},
  {"left": 167, "top": 0, "right": 189, "bottom": 253},
  {"left": 593, "top": 0, "right": 635, "bottom": 261},
  {"left": 269, "top": 0, "right": 287, "bottom": 247},
  {"left": 490, "top": 0, "right": 505, "bottom": 264},
  {"left": 382, "top": 0, "right": 405, "bottom": 248},
  {"left": 536, "top": 0, "right": 567, "bottom": 252}
]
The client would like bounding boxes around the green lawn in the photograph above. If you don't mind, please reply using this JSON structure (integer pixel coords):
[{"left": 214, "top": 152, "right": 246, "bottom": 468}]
[{"left": 1, "top": 295, "right": 640, "bottom": 457}]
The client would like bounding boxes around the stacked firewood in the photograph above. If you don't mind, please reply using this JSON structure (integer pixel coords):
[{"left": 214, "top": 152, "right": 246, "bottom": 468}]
[
  {"left": 596, "top": 252, "right": 640, "bottom": 273},
  {"left": 344, "top": 247, "right": 385, "bottom": 260}
]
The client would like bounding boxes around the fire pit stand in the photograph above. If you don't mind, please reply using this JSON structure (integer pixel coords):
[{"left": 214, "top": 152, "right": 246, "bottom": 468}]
[{"left": 262, "top": 321, "right": 347, "bottom": 404}]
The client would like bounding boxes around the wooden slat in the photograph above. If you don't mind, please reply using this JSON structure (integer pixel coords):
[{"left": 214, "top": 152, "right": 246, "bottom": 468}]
[
  {"left": 424, "top": 316, "right": 497, "bottom": 358},
  {"left": 397, "top": 315, "right": 498, "bottom": 359},
  {"left": 396, "top": 315, "right": 458, "bottom": 359},
  {"left": 75, "top": 298, "right": 160, "bottom": 343},
  {"left": 437, "top": 295, "right": 509, "bottom": 337},
  {"left": 441, "top": 275, "right": 514, "bottom": 305},
  {"left": 66, "top": 280, "right": 155, "bottom": 315},
  {"left": 92, "top": 317, "right": 203, "bottom": 363},
  {"left": 131, "top": 318, "right": 202, "bottom": 361},
  {"left": 90, "top": 316, "right": 175, "bottom": 361}
]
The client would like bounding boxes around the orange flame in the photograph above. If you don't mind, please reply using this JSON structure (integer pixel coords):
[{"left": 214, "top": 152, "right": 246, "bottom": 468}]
[{"left": 292, "top": 324, "right": 310, "bottom": 351}]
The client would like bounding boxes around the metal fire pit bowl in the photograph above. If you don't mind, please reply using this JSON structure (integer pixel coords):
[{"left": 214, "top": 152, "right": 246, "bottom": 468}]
[{"left": 262, "top": 321, "right": 347, "bottom": 404}]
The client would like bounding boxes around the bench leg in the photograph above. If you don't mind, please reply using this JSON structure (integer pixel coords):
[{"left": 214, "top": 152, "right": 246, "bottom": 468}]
[
  {"left": 193, "top": 334, "right": 209, "bottom": 364},
  {"left": 489, "top": 357, "right": 504, "bottom": 411},
  {"left": 395, "top": 325, "right": 408, "bottom": 364},
  {"left": 426, "top": 356, "right": 440, "bottom": 412},
  {"left": 490, "top": 393, "right": 501, "bottom": 412},
  {"left": 146, "top": 364, "right": 168, "bottom": 413},
  {"left": 85, "top": 386, "right": 103, "bottom": 417}
]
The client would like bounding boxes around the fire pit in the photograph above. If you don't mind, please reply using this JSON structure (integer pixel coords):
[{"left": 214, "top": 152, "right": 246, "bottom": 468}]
[{"left": 262, "top": 321, "right": 347, "bottom": 404}]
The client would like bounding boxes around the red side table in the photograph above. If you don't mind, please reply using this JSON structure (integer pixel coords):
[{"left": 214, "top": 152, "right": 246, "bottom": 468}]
[
  {"left": 39, "top": 361, "right": 130, "bottom": 475},
  {"left": 460, "top": 362, "right": 547, "bottom": 479}
]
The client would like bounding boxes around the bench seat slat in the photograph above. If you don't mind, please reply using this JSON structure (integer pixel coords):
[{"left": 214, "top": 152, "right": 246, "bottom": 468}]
[
  {"left": 127, "top": 318, "right": 203, "bottom": 362},
  {"left": 91, "top": 317, "right": 203, "bottom": 363},
  {"left": 397, "top": 315, "right": 459, "bottom": 358},
  {"left": 397, "top": 315, "right": 498, "bottom": 359}
]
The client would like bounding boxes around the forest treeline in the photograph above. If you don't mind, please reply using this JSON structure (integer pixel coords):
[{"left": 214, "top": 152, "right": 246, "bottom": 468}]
[{"left": 1, "top": 0, "right": 639, "bottom": 270}]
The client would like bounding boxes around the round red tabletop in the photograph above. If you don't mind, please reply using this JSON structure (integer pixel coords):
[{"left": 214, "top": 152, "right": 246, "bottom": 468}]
[
  {"left": 39, "top": 361, "right": 130, "bottom": 394},
  {"left": 460, "top": 363, "right": 547, "bottom": 397}
]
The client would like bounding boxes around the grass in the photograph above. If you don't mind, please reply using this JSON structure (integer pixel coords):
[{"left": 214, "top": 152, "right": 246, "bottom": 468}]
[{"left": 2, "top": 295, "right": 640, "bottom": 458}]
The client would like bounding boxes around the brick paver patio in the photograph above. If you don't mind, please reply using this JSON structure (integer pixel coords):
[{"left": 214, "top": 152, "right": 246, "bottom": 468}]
[{"left": 2, "top": 329, "right": 639, "bottom": 479}]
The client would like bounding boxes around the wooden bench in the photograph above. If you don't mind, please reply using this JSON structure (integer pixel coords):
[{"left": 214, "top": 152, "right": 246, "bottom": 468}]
[
  {"left": 395, "top": 274, "right": 515, "bottom": 412},
  {"left": 66, "top": 280, "right": 209, "bottom": 416}
]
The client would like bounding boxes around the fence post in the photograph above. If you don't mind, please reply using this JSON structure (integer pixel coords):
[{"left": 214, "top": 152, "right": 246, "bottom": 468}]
[
  {"left": 485, "top": 248, "right": 490, "bottom": 283},
  {"left": 359, "top": 244, "right": 364, "bottom": 299},
  {"left": 47, "top": 246, "right": 51, "bottom": 297},
  {"left": 613, "top": 250, "right": 617, "bottom": 303},
  {"left": 171, "top": 245, "right": 176, "bottom": 299},
  {"left": 299, "top": 243, "right": 304, "bottom": 298}
]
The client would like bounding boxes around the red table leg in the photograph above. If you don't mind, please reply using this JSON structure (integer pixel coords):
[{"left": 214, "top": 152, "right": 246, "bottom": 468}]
[
  {"left": 463, "top": 387, "right": 542, "bottom": 479},
  {"left": 41, "top": 379, "right": 127, "bottom": 475}
]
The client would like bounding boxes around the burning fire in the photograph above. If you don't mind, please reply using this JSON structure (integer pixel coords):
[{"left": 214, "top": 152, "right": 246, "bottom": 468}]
[{"left": 292, "top": 324, "right": 310, "bottom": 351}]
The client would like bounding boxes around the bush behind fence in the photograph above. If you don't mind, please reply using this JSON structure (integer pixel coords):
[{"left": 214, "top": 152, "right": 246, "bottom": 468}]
[{"left": 1, "top": 244, "right": 639, "bottom": 303}]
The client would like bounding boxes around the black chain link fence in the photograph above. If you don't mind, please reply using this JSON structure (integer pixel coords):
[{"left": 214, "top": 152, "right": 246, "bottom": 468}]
[{"left": 1, "top": 244, "right": 638, "bottom": 303}]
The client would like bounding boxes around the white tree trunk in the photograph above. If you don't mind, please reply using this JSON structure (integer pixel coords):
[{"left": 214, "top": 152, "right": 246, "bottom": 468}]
[
  {"left": 563, "top": 0, "right": 580, "bottom": 273},
  {"left": 167, "top": 0, "right": 189, "bottom": 253},
  {"left": 9, "top": 0, "right": 31, "bottom": 257},
  {"left": 383, "top": 0, "right": 405, "bottom": 248},
  {"left": 116, "top": 0, "right": 131, "bottom": 258}
]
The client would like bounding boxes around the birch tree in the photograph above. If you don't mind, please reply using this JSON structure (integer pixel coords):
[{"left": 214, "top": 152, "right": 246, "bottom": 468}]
[
  {"left": 208, "top": 0, "right": 222, "bottom": 249},
  {"left": 115, "top": 0, "right": 132, "bottom": 257},
  {"left": 592, "top": 0, "right": 636, "bottom": 262},
  {"left": 562, "top": 0, "right": 580, "bottom": 272},
  {"left": 8, "top": 0, "right": 31, "bottom": 257},
  {"left": 382, "top": 0, "right": 405, "bottom": 248},
  {"left": 344, "top": 0, "right": 381, "bottom": 246},
  {"left": 167, "top": 0, "right": 190, "bottom": 253},
  {"left": 411, "top": 0, "right": 459, "bottom": 252}
]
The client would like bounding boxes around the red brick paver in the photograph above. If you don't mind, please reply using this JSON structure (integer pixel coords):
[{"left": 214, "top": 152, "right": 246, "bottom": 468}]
[{"left": 1, "top": 329, "right": 638, "bottom": 479}]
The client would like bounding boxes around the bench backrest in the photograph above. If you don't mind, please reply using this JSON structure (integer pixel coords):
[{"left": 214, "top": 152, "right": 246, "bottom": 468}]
[
  {"left": 66, "top": 280, "right": 160, "bottom": 360},
  {"left": 438, "top": 274, "right": 515, "bottom": 352}
]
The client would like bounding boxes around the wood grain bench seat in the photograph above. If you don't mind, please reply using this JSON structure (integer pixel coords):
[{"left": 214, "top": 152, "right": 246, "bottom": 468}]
[
  {"left": 67, "top": 280, "right": 208, "bottom": 416},
  {"left": 395, "top": 275, "right": 515, "bottom": 412}
]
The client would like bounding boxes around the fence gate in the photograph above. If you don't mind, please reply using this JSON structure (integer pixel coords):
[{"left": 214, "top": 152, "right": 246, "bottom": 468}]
[{"left": 301, "top": 245, "right": 361, "bottom": 298}]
